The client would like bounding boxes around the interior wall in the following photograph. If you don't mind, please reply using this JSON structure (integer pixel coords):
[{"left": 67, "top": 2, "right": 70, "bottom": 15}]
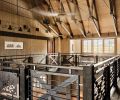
[
  {"left": 0, "top": 36, "right": 47, "bottom": 56},
  {"left": 70, "top": 39, "right": 81, "bottom": 53},
  {"left": 0, "top": 10, "right": 54, "bottom": 38},
  {"left": 0, "top": 0, "right": 50, "bottom": 56},
  {"left": 55, "top": 37, "right": 119, "bottom": 55},
  {"left": 117, "top": 38, "right": 120, "bottom": 54},
  {"left": 61, "top": 38, "right": 70, "bottom": 53},
  {"left": 55, "top": 38, "right": 61, "bottom": 53}
]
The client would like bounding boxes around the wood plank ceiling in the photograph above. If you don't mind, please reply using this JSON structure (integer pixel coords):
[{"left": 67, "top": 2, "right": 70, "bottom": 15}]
[{"left": 0, "top": 0, "right": 119, "bottom": 39}]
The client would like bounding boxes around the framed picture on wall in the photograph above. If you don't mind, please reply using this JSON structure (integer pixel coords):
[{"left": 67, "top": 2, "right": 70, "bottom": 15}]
[{"left": 5, "top": 41, "right": 23, "bottom": 49}]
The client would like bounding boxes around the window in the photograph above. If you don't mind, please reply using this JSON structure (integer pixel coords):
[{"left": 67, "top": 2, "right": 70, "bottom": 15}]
[
  {"left": 83, "top": 40, "right": 92, "bottom": 53},
  {"left": 93, "top": 39, "right": 103, "bottom": 53},
  {"left": 104, "top": 39, "right": 115, "bottom": 53}
]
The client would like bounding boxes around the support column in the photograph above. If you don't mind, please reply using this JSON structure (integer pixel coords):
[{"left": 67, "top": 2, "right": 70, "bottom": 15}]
[
  {"left": 75, "top": 55, "right": 78, "bottom": 66},
  {"left": 113, "top": 60, "right": 118, "bottom": 88},
  {"left": 95, "top": 56, "right": 99, "bottom": 63},
  {"left": 118, "top": 58, "right": 120, "bottom": 78},
  {"left": 104, "top": 66, "right": 110, "bottom": 100},
  {"left": 48, "top": 75, "right": 52, "bottom": 100},
  {"left": 25, "top": 67, "right": 32, "bottom": 100},
  {"left": 83, "top": 65, "right": 94, "bottom": 100},
  {"left": 19, "top": 67, "right": 25, "bottom": 100},
  {"left": 77, "top": 75, "right": 80, "bottom": 100},
  {"left": 26, "top": 57, "right": 33, "bottom": 100}
]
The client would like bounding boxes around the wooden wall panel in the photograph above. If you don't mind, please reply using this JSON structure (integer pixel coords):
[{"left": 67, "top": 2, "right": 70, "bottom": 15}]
[
  {"left": 55, "top": 38, "right": 61, "bottom": 53},
  {"left": 0, "top": 36, "right": 47, "bottom": 56},
  {"left": 61, "top": 38, "right": 70, "bottom": 53},
  {"left": 117, "top": 38, "right": 120, "bottom": 54},
  {"left": 0, "top": 10, "right": 54, "bottom": 38},
  {"left": 70, "top": 39, "right": 81, "bottom": 53}
]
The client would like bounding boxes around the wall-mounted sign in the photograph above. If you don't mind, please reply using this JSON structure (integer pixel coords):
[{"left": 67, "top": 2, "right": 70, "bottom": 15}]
[{"left": 5, "top": 41, "right": 23, "bottom": 49}]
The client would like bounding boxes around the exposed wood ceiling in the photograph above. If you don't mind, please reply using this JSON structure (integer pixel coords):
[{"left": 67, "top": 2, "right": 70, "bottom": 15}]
[{"left": 0, "top": 0, "right": 120, "bottom": 39}]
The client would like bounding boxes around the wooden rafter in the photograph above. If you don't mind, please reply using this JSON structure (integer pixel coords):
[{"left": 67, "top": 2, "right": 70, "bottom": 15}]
[
  {"left": 61, "top": 0, "right": 80, "bottom": 37},
  {"left": 109, "top": 0, "right": 118, "bottom": 36},
  {"left": 49, "top": 0, "right": 72, "bottom": 38},
  {"left": 86, "top": 0, "right": 101, "bottom": 37},
  {"left": 48, "top": 0, "right": 63, "bottom": 38},
  {"left": 61, "top": 23, "right": 72, "bottom": 38},
  {"left": 67, "top": 0, "right": 87, "bottom": 38},
  {"left": 75, "top": 0, "right": 87, "bottom": 38}
]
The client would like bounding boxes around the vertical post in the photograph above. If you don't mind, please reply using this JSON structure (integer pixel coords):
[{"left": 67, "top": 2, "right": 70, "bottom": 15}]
[
  {"left": 95, "top": 56, "right": 98, "bottom": 63},
  {"left": 118, "top": 58, "right": 120, "bottom": 78},
  {"left": 78, "top": 55, "right": 80, "bottom": 66},
  {"left": 77, "top": 75, "right": 80, "bottom": 100},
  {"left": 104, "top": 66, "right": 110, "bottom": 100},
  {"left": 113, "top": 60, "right": 118, "bottom": 88},
  {"left": 19, "top": 67, "right": 25, "bottom": 100},
  {"left": 75, "top": 54, "right": 78, "bottom": 66},
  {"left": 26, "top": 57, "right": 33, "bottom": 100},
  {"left": 48, "top": 75, "right": 52, "bottom": 100},
  {"left": 83, "top": 65, "right": 94, "bottom": 100},
  {"left": 46, "top": 55, "right": 48, "bottom": 64},
  {"left": 58, "top": 53, "right": 61, "bottom": 65},
  {"left": 25, "top": 67, "right": 32, "bottom": 100}
]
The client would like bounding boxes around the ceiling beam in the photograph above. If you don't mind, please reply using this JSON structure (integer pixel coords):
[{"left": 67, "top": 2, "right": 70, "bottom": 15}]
[
  {"left": 70, "top": 32, "right": 119, "bottom": 39},
  {"left": 92, "top": 0, "right": 101, "bottom": 37},
  {"left": 61, "top": 0, "right": 80, "bottom": 37},
  {"left": 86, "top": 0, "right": 101, "bottom": 37},
  {"left": 67, "top": 0, "right": 87, "bottom": 37},
  {"left": 61, "top": 23, "right": 73, "bottom": 38},
  {"left": 49, "top": 0, "right": 67, "bottom": 37},
  {"left": 75, "top": 0, "right": 87, "bottom": 38},
  {"left": 48, "top": 0, "right": 68, "bottom": 39},
  {"left": 48, "top": 25, "right": 60, "bottom": 36},
  {"left": 61, "top": 0, "right": 74, "bottom": 37},
  {"left": 30, "top": 0, "right": 61, "bottom": 38},
  {"left": 109, "top": 0, "right": 118, "bottom": 36},
  {"left": 0, "top": 31, "right": 49, "bottom": 40}
]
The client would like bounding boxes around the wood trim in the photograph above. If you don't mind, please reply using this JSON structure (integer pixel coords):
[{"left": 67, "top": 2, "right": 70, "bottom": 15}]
[{"left": 0, "top": 31, "right": 50, "bottom": 40}]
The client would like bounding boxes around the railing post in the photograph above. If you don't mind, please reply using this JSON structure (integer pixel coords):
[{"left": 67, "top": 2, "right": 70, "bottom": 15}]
[
  {"left": 25, "top": 67, "right": 32, "bottom": 100},
  {"left": 113, "top": 60, "right": 118, "bottom": 88},
  {"left": 58, "top": 53, "right": 61, "bottom": 65},
  {"left": 75, "top": 54, "right": 78, "bottom": 66},
  {"left": 19, "top": 66, "right": 32, "bottom": 100},
  {"left": 95, "top": 56, "right": 98, "bottom": 63},
  {"left": 117, "top": 58, "right": 120, "bottom": 78},
  {"left": 46, "top": 54, "right": 48, "bottom": 64},
  {"left": 83, "top": 65, "right": 94, "bottom": 100},
  {"left": 77, "top": 75, "right": 80, "bottom": 100},
  {"left": 104, "top": 66, "right": 110, "bottom": 100},
  {"left": 19, "top": 67, "right": 25, "bottom": 100}
]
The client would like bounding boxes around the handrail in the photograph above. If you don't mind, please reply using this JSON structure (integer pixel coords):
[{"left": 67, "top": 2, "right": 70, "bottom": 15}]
[
  {"left": 94, "top": 55, "right": 119, "bottom": 68},
  {"left": 0, "top": 53, "right": 114, "bottom": 58},
  {"left": 0, "top": 60, "right": 84, "bottom": 70},
  {"left": 0, "top": 54, "right": 46, "bottom": 58}
]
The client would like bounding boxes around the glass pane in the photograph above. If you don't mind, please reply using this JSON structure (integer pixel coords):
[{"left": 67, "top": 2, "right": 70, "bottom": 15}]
[
  {"left": 83, "top": 40, "right": 92, "bottom": 53},
  {"left": 104, "top": 39, "right": 114, "bottom": 53}
]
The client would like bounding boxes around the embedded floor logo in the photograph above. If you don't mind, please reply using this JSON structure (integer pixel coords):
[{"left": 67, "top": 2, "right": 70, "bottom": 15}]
[{"left": 5, "top": 41, "right": 23, "bottom": 49}]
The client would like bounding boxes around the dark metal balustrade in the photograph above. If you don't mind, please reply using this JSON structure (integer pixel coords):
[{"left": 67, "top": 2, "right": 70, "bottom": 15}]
[{"left": 0, "top": 54, "right": 119, "bottom": 100}]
